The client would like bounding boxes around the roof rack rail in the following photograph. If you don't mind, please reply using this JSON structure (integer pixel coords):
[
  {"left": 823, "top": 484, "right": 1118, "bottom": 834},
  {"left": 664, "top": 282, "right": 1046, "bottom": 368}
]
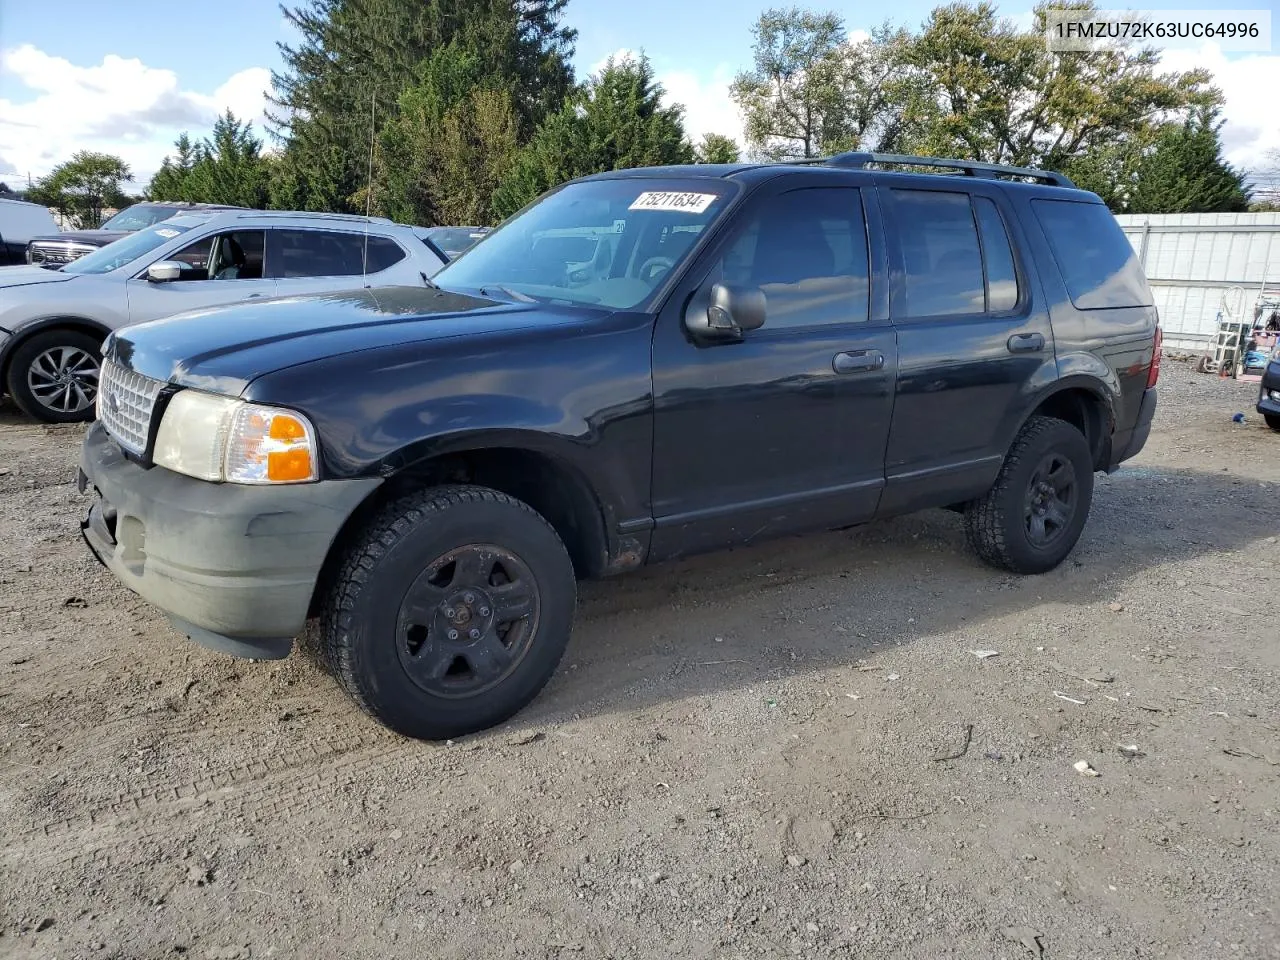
[
  {"left": 788, "top": 151, "right": 1075, "bottom": 187},
  {"left": 232, "top": 210, "right": 395, "bottom": 224}
]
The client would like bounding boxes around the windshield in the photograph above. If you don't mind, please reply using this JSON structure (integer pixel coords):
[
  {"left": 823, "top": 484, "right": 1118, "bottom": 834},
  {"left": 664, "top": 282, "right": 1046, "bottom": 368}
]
[
  {"left": 100, "top": 203, "right": 182, "bottom": 232},
  {"left": 60, "top": 223, "right": 192, "bottom": 275},
  {"left": 434, "top": 178, "right": 735, "bottom": 309}
]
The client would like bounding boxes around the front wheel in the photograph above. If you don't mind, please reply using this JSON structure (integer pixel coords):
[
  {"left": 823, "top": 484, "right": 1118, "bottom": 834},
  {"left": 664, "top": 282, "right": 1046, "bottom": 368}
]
[
  {"left": 322, "top": 485, "right": 576, "bottom": 740},
  {"left": 1266, "top": 413, "right": 1280, "bottom": 432},
  {"left": 964, "top": 416, "right": 1094, "bottom": 574},
  {"left": 5, "top": 329, "right": 102, "bottom": 423}
]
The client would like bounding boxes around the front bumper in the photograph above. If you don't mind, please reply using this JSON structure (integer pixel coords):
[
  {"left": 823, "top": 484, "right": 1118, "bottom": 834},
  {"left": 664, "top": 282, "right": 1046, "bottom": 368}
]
[
  {"left": 79, "top": 421, "right": 380, "bottom": 658},
  {"left": 1256, "top": 362, "right": 1280, "bottom": 417}
]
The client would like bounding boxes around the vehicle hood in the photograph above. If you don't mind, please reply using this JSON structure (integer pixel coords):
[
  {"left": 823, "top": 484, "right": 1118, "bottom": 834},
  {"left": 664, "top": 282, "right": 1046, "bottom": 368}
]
[
  {"left": 0, "top": 264, "right": 77, "bottom": 289},
  {"left": 30, "top": 230, "right": 128, "bottom": 246},
  {"left": 106, "top": 285, "right": 585, "bottom": 395}
]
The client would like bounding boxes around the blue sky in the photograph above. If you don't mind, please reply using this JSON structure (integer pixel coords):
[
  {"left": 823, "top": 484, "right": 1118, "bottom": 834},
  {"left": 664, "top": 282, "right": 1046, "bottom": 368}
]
[{"left": 1, "top": 0, "right": 1277, "bottom": 187}]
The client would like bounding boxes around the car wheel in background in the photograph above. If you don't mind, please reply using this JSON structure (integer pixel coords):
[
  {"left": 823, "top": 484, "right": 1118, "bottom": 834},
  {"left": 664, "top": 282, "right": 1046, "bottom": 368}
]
[{"left": 5, "top": 329, "right": 102, "bottom": 423}]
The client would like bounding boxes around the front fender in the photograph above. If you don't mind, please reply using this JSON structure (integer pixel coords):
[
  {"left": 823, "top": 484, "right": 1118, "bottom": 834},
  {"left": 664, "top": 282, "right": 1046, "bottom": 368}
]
[{"left": 242, "top": 312, "right": 657, "bottom": 539}]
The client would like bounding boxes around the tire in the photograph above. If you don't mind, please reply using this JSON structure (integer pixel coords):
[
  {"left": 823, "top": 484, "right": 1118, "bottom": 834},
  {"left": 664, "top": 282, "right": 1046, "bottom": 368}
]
[
  {"left": 964, "top": 415, "right": 1094, "bottom": 575},
  {"left": 322, "top": 484, "right": 576, "bottom": 740},
  {"left": 5, "top": 329, "right": 102, "bottom": 423},
  {"left": 1266, "top": 413, "right": 1280, "bottom": 432}
]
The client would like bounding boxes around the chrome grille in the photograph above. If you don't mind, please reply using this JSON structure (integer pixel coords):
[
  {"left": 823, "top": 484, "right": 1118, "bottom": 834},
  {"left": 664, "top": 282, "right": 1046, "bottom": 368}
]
[
  {"left": 98, "top": 361, "right": 165, "bottom": 455},
  {"left": 28, "top": 240, "right": 97, "bottom": 266}
]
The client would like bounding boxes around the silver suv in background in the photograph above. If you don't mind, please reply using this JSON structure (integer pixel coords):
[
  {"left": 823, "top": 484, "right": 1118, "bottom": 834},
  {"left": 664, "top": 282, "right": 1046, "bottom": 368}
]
[{"left": 0, "top": 211, "right": 449, "bottom": 422}]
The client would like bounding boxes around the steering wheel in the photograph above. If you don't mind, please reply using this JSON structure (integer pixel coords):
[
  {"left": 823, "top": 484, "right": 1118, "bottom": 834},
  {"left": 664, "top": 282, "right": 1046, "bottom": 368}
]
[{"left": 639, "top": 256, "right": 675, "bottom": 283}]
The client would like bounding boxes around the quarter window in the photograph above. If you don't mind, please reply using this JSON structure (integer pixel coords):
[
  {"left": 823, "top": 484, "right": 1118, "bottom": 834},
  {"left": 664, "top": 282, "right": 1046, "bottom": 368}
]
[{"left": 1032, "top": 199, "right": 1153, "bottom": 309}]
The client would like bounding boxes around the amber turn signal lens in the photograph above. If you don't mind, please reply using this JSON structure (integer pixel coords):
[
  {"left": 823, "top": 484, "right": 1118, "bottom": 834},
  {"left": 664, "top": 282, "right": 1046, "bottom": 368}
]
[
  {"left": 267, "top": 446, "right": 314, "bottom": 482},
  {"left": 269, "top": 415, "right": 308, "bottom": 442}
]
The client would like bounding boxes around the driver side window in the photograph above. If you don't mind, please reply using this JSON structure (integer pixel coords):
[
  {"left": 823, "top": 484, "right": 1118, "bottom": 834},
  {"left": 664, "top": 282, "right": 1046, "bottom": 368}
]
[
  {"left": 167, "top": 231, "right": 265, "bottom": 282},
  {"left": 716, "top": 188, "right": 870, "bottom": 330}
]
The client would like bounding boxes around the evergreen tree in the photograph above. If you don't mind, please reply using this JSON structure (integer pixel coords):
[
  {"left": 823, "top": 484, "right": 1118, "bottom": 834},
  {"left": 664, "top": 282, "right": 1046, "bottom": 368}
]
[
  {"left": 370, "top": 42, "right": 520, "bottom": 226},
  {"left": 1125, "top": 109, "right": 1250, "bottom": 214},
  {"left": 493, "top": 55, "right": 693, "bottom": 217},
  {"left": 148, "top": 133, "right": 199, "bottom": 201},
  {"left": 269, "top": 0, "right": 575, "bottom": 213},
  {"left": 147, "top": 113, "right": 271, "bottom": 208}
]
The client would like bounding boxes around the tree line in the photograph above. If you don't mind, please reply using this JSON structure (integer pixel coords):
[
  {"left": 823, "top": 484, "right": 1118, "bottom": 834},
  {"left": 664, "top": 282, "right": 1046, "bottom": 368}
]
[{"left": 24, "top": 0, "right": 1274, "bottom": 229}]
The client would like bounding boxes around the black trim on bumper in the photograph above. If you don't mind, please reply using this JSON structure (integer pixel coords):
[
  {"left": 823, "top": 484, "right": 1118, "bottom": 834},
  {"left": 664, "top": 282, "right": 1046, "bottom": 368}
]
[{"left": 1110, "top": 387, "right": 1157, "bottom": 469}]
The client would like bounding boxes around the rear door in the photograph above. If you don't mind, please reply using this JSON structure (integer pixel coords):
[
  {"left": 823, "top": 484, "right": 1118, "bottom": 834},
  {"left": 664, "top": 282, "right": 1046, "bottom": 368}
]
[
  {"left": 649, "top": 176, "right": 897, "bottom": 560},
  {"left": 877, "top": 180, "right": 1057, "bottom": 515},
  {"left": 126, "top": 229, "right": 272, "bottom": 323}
]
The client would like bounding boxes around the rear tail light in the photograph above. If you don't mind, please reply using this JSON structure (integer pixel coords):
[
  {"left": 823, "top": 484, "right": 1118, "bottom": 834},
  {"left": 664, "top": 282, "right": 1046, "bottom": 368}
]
[{"left": 1147, "top": 325, "right": 1162, "bottom": 389}]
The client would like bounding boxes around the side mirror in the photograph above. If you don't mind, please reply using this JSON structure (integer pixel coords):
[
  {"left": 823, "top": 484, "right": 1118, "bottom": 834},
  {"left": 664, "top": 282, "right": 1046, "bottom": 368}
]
[
  {"left": 684, "top": 283, "right": 766, "bottom": 342},
  {"left": 146, "top": 261, "right": 182, "bottom": 283}
]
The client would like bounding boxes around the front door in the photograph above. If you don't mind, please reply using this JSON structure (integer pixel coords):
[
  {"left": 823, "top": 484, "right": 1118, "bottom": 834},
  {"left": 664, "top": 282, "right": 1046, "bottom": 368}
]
[
  {"left": 649, "top": 178, "right": 896, "bottom": 562},
  {"left": 126, "top": 229, "right": 272, "bottom": 323},
  {"left": 876, "top": 182, "right": 1057, "bottom": 515}
]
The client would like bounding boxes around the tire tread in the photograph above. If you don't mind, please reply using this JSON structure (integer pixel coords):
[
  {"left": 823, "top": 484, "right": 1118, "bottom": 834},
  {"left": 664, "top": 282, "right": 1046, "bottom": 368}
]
[
  {"left": 965, "top": 415, "right": 1091, "bottom": 573},
  {"left": 321, "top": 484, "right": 574, "bottom": 734}
]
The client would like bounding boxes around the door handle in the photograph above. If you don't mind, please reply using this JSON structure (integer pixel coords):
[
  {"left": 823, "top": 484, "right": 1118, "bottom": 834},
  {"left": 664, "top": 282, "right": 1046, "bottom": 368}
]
[
  {"left": 247, "top": 293, "right": 264, "bottom": 298},
  {"left": 1007, "top": 332, "right": 1045, "bottom": 353},
  {"left": 832, "top": 350, "right": 885, "bottom": 374}
]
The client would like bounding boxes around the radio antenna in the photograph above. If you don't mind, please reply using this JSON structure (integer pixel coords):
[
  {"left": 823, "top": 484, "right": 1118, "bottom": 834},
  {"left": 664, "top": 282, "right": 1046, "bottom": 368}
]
[{"left": 362, "top": 91, "right": 375, "bottom": 275}]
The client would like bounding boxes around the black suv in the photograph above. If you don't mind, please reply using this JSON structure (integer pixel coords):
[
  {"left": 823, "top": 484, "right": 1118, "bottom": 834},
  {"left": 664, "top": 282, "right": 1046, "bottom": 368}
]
[{"left": 78, "top": 153, "right": 1160, "bottom": 740}]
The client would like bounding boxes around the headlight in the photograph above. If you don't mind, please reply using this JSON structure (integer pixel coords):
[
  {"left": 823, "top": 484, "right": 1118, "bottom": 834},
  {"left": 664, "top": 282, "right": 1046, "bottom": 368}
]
[{"left": 152, "top": 392, "right": 319, "bottom": 484}]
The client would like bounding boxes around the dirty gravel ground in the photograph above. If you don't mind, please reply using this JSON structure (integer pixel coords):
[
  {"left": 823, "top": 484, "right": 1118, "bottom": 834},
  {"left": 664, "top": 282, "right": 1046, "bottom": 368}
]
[{"left": 1, "top": 361, "right": 1278, "bottom": 960}]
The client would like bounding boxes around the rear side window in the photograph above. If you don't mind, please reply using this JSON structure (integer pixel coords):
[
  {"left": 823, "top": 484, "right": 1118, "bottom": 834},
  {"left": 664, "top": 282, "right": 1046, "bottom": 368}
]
[
  {"left": 891, "top": 190, "right": 986, "bottom": 317},
  {"left": 1032, "top": 199, "right": 1152, "bottom": 309},
  {"left": 275, "top": 230, "right": 406, "bottom": 278}
]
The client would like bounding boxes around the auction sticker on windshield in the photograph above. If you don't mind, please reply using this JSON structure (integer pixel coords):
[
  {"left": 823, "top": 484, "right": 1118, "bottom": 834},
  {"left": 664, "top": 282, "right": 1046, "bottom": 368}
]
[{"left": 629, "top": 192, "right": 717, "bottom": 214}]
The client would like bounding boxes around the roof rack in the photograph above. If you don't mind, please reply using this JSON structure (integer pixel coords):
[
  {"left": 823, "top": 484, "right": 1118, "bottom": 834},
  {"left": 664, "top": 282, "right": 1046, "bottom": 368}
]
[
  {"left": 789, "top": 151, "right": 1075, "bottom": 187},
  {"left": 231, "top": 210, "right": 395, "bottom": 225}
]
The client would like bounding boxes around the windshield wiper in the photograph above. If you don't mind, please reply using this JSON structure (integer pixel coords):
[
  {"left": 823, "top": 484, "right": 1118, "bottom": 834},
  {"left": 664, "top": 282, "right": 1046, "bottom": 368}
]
[
  {"left": 479, "top": 284, "right": 537, "bottom": 303},
  {"left": 419, "top": 271, "right": 439, "bottom": 289}
]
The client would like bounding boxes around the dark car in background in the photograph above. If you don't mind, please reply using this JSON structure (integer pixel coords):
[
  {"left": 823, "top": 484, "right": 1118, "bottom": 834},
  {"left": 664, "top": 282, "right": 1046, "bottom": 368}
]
[
  {"left": 415, "top": 225, "right": 490, "bottom": 261},
  {"left": 26, "top": 201, "right": 245, "bottom": 267}
]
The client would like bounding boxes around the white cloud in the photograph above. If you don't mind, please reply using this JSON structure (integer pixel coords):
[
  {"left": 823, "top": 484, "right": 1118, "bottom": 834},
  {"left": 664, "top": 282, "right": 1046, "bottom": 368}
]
[
  {"left": 1157, "top": 43, "right": 1280, "bottom": 174},
  {"left": 658, "top": 63, "right": 743, "bottom": 148},
  {"left": 0, "top": 44, "right": 271, "bottom": 188}
]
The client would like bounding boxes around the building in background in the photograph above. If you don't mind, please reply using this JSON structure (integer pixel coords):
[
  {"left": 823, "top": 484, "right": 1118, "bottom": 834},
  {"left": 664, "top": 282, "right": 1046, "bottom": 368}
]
[{"left": 1116, "top": 212, "right": 1280, "bottom": 352}]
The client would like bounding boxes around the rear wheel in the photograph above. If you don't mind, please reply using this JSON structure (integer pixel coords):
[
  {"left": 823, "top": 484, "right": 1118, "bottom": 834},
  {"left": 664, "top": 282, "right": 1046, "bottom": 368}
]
[
  {"left": 964, "top": 415, "right": 1094, "bottom": 574},
  {"left": 5, "top": 329, "right": 101, "bottom": 423},
  {"left": 322, "top": 485, "right": 576, "bottom": 740},
  {"left": 1266, "top": 413, "right": 1280, "bottom": 432}
]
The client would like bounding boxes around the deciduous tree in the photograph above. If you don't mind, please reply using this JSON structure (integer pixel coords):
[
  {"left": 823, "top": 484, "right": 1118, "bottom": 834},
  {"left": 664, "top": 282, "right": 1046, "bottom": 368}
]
[{"left": 27, "top": 152, "right": 132, "bottom": 228}]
